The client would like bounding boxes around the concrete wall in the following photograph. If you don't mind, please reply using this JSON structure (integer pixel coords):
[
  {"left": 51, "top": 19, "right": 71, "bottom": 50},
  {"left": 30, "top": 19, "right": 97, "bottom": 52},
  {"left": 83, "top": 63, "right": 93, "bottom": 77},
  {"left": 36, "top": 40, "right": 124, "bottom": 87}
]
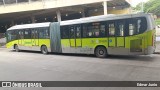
[
  {"left": 108, "top": 8, "right": 131, "bottom": 14},
  {"left": 89, "top": 8, "right": 131, "bottom": 16},
  {"left": 156, "top": 26, "right": 160, "bottom": 36},
  {"left": 0, "top": 0, "right": 107, "bottom": 14},
  {"left": 0, "top": 0, "right": 131, "bottom": 14},
  {"left": 0, "top": 2, "right": 43, "bottom": 14}
]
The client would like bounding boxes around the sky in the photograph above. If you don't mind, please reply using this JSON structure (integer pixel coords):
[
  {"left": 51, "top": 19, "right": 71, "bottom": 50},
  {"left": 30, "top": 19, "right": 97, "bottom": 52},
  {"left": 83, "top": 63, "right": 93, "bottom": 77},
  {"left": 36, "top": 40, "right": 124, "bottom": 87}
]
[{"left": 131, "top": 0, "right": 149, "bottom": 6}]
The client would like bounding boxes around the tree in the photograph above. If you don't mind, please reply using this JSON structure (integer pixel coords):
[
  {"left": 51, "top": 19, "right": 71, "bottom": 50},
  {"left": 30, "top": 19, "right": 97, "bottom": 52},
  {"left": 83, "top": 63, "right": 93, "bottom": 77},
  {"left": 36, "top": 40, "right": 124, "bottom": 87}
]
[{"left": 134, "top": 0, "right": 160, "bottom": 16}]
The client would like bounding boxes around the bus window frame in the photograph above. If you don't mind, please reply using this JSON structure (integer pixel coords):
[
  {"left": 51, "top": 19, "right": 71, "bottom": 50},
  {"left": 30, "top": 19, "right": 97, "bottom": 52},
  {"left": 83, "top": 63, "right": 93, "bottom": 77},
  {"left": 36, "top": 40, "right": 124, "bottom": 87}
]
[
  {"left": 24, "top": 29, "right": 31, "bottom": 39},
  {"left": 60, "top": 25, "right": 70, "bottom": 39},
  {"left": 116, "top": 20, "right": 126, "bottom": 37},
  {"left": 126, "top": 17, "right": 147, "bottom": 36},
  {"left": 108, "top": 21, "right": 116, "bottom": 37}
]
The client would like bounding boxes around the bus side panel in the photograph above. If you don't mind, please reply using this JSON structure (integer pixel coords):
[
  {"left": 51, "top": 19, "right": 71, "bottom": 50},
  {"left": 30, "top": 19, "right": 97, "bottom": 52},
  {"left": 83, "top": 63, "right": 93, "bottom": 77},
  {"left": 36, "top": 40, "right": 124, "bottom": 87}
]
[
  {"left": 147, "top": 30, "right": 155, "bottom": 46},
  {"left": 146, "top": 30, "right": 156, "bottom": 54},
  {"left": 108, "top": 37, "right": 116, "bottom": 47},
  {"left": 23, "top": 39, "right": 32, "bottom": 48},
  {"left": 117, "top": 37, "right": 125, "bottom": 47},
  {"left": 81, "top": 38, "right": 108, "bottom": 54},
  {"left": 61, "top": 39, "right": 70, "bottom": 53},
  {"left": 125, "top": 33, "right": 147, "bottom": 55},
  {"left": 6, "top": 40, "right": 18, "bottom": 49},
  {"left": 38, "top": 39, "right": 50, "bottom": 50}
]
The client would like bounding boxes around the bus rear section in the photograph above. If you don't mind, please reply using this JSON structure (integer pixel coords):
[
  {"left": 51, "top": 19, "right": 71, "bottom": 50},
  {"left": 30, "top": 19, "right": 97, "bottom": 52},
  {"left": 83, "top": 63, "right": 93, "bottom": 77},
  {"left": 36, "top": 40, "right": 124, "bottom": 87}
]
[
  {"left": 58, "top": 14, "right": 156, "bottom": 57},
  {"left": 106, "top": 14, "right": 156, "bottom": 56}
]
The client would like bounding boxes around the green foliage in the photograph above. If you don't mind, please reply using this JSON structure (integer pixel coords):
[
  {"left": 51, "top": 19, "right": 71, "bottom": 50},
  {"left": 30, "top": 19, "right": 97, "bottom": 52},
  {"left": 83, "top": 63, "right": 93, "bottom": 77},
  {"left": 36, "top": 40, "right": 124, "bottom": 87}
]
[
  {"left": 156, "top": 18, "right": 160, "bottom": 25},
  {"left": 133, "top": 3, "right": 142, "bottom": 11},
  {"left": 134, "top": 0, "right": 160, "bottom": 16}
]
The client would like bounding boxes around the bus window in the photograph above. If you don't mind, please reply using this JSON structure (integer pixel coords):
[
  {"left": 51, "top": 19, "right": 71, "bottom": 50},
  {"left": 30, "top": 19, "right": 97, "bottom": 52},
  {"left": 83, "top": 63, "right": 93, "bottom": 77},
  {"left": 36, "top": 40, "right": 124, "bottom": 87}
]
[
  {"left": 82, "top": 24, "right": 88, "bottom": 38},
  {"left": 7, "top": 31, "right": 12, "bottom": 42},
  {"left": 39, "top": 27, "right": 49, "bottom": 39},
  {"left": 76, "top": 26, "right": 81, "bottom": 38},
  {"left": 128, "top": 18, "right": 138, "bottom": 36},
  {"left": 7, "top": 30, "right": 17, "bottom": 42},
  {"left": 137, "top": 19, "right": 141, "bottom": 33},
  {"left": 127, "top": 17, "right": 147, "bottom": 36},
  {"left": 88, "top": 25, "right": 93, "bottom": 37},
  {"left": 61, "top": 26, "right": 69, "bottom": 39},
  {"left": 117, "top": 22, "right": 125, "bottom": 37},
  {"left": 87, "top": 22, "right": 100, "bottom": 37},
  {"left": 31, "top": 29, "right": 35, "bottom": 39},
  {"left": 108, "top": 23, "right": 115, "bottom": 36},
  {"left": 70, "top": 26, "right": 75, "bottom": 38},
  {"left": 138, "top": 17, "right": 147, "bottom": 34},
  {"left": 44, "top": 28, "right": 49, "bottom": 39},
  {"left": 100, "top": 25, "right": 105, "bottom": 37},
  {"left": 93, "top": 23, "right": 100, "bottom": 37},
  {"left": 24, "top": 29, "right": 31, "bottom": 39},
  {"left": 129, "top": 23, "right": 135, "bottom": 35},
  {"left": 20, "top": 30, "right": 24, "bottom": 39},
  {"left": 31, "top": 29, "right": 38, "bottom": 39}
]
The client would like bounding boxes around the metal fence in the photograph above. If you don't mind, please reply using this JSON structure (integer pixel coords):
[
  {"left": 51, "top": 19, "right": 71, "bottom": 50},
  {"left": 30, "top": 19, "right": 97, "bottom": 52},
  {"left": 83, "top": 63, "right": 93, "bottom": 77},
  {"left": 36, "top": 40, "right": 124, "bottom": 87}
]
[{"left": 0, "top": 0, "right": 45, "bottom": 5}]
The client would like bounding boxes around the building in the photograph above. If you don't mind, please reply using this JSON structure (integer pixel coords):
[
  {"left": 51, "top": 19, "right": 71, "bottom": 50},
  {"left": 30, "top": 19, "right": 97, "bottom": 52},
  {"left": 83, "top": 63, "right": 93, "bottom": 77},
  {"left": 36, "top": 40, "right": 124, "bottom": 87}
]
[{"left": 0, "top": 0, "right": 131, "bottom": 33}]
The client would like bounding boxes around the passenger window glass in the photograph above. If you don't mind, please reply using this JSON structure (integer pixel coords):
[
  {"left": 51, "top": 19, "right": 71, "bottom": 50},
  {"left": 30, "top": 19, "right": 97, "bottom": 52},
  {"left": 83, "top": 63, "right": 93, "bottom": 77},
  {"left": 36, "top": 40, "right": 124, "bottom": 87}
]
[
  {"left": 39, "top": 27, "right": 49, "bottom": 39},
  {"left": 137, "top": 19, "right": 141, "bottom": 33},
  {"left": 24, "top": 29, "right": 31, "bottom": 39},
  {"left": 87, "top": 26, "right": 92, "bottom": 37},
  {"left": 100, "top": 25, "right": 105, "bottom": 37},
  {"left": 7, "top": 31, "right": 17, "bottom": 42},
  {"left": 44, "top": 28, "right": 49, "bottom": 39},
  {"left": 129, "top": 24, "right": 135, "bottom": 35},
  {"left": 109, "top": 23, "right": 115, "bottom": 36},
  {"left": 86, "top": 22, "right": 100, "bottom": 37},
  {"left": 82, "top": 24, "right": 88, "bottom": 38},
  {"left": 128, "top": 17, "right": 147, "bottom": 36},
  {"left": 19, "top": 30, "right": 24, "bottom": 39},
  {"left": 76, "top": 26, "right": 81, "bottom": 38},
  {"left": 31, "top": 29, "right": 35, "bottom": 38},
  {"left": 70, "top": 27, "right": 75, "bottom": 38},
  {"left": 61, "top": 26, "right": 69, "bottom": 39},
  {"left": 117, "top": 22, "right": 125, "bottom": 36}
]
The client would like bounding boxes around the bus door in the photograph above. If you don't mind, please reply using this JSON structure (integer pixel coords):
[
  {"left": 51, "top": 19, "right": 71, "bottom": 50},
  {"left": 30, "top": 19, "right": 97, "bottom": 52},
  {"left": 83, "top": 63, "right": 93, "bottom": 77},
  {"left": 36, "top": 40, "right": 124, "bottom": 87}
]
[
  {"left": 116, "top": 21, "right": 125, "bottom": 47},
  {"left": 108, "top": 22, "right": 116, "bottom": 47},
  {"left": 70, "top": 25, "right": 82, "bottom": 47},
  {"left": 18, "top": 30, "right": 24, "bottom": 46},
  {"left": 108, "top": 21, "right": 125, "bottom": 47},
  {"left": 31, "top": 29, "right": 39, "bottom": 46}
]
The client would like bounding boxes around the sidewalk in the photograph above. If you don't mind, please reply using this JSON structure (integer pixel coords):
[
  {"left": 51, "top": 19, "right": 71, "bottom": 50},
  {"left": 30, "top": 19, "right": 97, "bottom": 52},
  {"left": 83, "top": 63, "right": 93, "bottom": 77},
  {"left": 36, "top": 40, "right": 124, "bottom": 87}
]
[
  {"left": 155, "top": 42, "right": 160, "bottom": 53},
  {"left": 156, "top": 26, "right": 160, "bottom": 36}
]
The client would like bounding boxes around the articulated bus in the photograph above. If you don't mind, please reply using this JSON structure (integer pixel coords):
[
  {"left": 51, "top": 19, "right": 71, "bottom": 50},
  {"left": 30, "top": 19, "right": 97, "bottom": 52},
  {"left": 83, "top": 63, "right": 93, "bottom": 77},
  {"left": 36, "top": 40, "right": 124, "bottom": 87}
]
[{"left": 6, "top": 13, "right": 156, "bottom": 58}]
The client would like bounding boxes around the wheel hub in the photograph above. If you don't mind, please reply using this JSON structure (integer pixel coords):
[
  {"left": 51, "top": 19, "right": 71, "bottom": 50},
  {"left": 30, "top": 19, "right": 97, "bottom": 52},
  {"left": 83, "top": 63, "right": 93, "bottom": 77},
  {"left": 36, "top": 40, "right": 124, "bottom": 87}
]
[{"left": 99, "top": 50, "right": 104, "bottom": 55}]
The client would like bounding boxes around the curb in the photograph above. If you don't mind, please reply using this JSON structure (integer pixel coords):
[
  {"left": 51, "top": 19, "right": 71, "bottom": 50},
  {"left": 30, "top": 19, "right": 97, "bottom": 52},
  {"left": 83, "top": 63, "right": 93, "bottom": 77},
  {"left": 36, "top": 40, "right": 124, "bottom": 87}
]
[{"left": 153, "top": 52, "right": 160, "bottom": 54}]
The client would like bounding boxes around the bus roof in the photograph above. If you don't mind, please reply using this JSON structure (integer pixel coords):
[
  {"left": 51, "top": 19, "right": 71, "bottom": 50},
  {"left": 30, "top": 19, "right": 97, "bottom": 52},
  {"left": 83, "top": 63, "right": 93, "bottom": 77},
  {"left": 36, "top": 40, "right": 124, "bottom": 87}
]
[
  {"left": 7, "top": 22, "right": 50, "bottom": 31},
  {"left": 7, "top": 13, "right": 150, "bottom": 31},
  {"left": 60, "top": 13, "right": 150, "bottom": 26}
]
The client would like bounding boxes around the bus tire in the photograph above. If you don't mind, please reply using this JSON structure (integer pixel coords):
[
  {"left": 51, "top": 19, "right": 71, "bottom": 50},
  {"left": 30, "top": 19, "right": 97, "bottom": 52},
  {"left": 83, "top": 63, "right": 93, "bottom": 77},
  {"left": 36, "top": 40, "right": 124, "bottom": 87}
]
[
  {"left": 95, "top": 46, "right": 107, "bottom": 58},
  {"left": 14, "top": 44, "right": 20, "bottom": 52},
  {"left": 41, "top": 45, "right": 48, "bottom": 55}
]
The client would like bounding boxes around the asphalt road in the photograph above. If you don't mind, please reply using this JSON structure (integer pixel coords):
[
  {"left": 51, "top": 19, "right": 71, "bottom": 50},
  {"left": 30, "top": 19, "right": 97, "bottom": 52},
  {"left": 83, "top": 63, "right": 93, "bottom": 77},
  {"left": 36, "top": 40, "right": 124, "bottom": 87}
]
[{"left": 0, "top": 48, "right": 160, "bottom": 90}]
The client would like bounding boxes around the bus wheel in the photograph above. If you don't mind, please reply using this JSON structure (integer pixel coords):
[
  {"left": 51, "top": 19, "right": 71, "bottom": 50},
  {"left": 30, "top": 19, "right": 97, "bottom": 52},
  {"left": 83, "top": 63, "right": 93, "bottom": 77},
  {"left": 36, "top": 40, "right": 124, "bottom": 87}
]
[
  {"left": 15, "top": 45, "right": 20, "bottom": 52},
  {"left": 95, "top": 46, "right": 107, "bottom": 58},
  {"left": 41, "top": 46, "right": 48, "bottom": 55}
]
